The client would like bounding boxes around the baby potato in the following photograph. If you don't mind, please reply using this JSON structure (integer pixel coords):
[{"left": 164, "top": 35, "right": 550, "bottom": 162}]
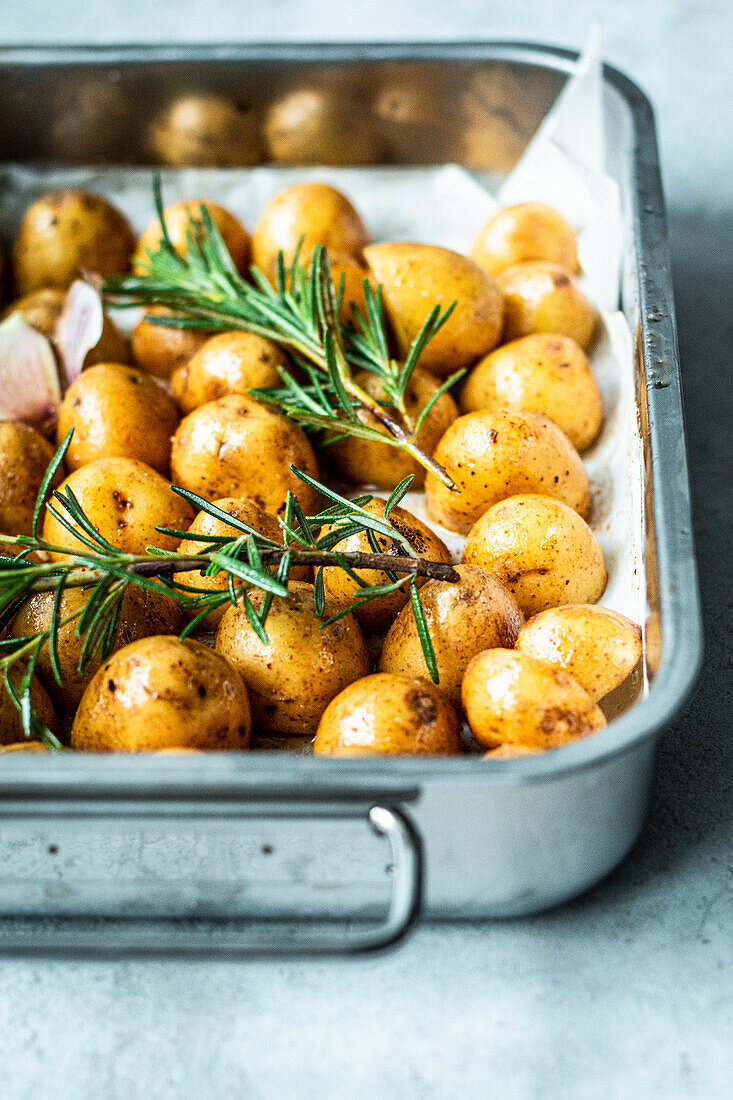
[
  {"left": 379, "top": 565, "right": 523, "bottom": 704},
  {"left": 462, "top": 648, "right": 606, "bottom": 751},
  {"left": 131, "top": 305, "right": 212, "bottom": 380},
  {"left": 134, "top": 200, "right": 250, "bottom": 275},
  {"left": 462, "top": 494, "right": 606, "bottom": 617},
  {"left": 13, "top": 190, "right": 135, "bottom": 294},
  {"left": 171, "top": 331, "right": 287, "bottom": 414},
  {"left": 483, "top": 743, "right": 543, "bottom": 759},
  {"left": 264, "top": 88, "right": 380, "bottom": 165},
  {"left": 216, "top": 581, "right": 370, "bottom": 735},
  {"left": 0, "top": 742, "right": 50, "bottom": 754},
  {"left": 498, "top": 261, "right": 597, "bottom": 349},
  {"left": 314, "top": 673, "right": 462, "bottom": 756},
  {"left": 425, "top": 409, "right": 591, "bottom": 534},
  {"left": 11, "top": 584, "right": 184, "bottom": 711},
  {"left": 321, "top": 498, "right": 452, "bottom": 632},
  {"left": 363, "top": 243, "right": 504, "bottom": 377},
  {"left": 251, "top": 182, "right": 369, "bottom": 279},
  {"left": 70, "top": 635, "right": 251, "bottom": 752},
  {"left": 57, "top": 363, "right": 179, "bottom": 474},
  {"left": 170, "top": 394, "right": 321, "bottom": 517},
  {"left": 43, "top": 457, "right": 194, "bottom": 559},
  {"left": 516, "top": 604, "right": 642, "bottom": 701},
  {"left": 6, "top": 288, "right": 131, "bottom": 367},
  {"left": 151, "top": 94, "right": 261, "bottom": 167},
  {"left": 0, "top": 422, "right": 60, "bottom": 544},
  {"left": 0, "top": 667, "right": 57, "bottom": 746},
  {"left": 471, "top": 203, "right": 579, "bottom": 278},
  {"left": 326, "top": 366, "right": 458, "bottom": 490},
  {"left": 459, "top": 333, "right": 603, "bottom": 452}
]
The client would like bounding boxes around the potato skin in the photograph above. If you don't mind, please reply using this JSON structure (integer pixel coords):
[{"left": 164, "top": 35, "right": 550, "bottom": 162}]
[
  {"left": 11, "top": 585, "right": 184, "bottom": 711},
  {"left": 0, "top": 422, "right": 60, "bottom": 543},
  {"left": 171, "top": 331, "right": 287, "bottom": 414},
  {"left": 251, "top": 182, "right": 368, "bottom": 279},
  {"left": 363, "top": 243, "right": 504, "bottom": 377},
  {"left": 216, "top": 582, "right": 370, "bottom": 735},
  {"left": 70, "top": 636, "right": 251, "bottom": 752},
  {"left": 314, "top": 673, "right": 462, "bottom": 756},
  {"left": 264, "top": 89, "right": 380, "bottom": 166},
  {"left": 132, "top": 306, "right": 211, "bottom": 380},
  {"left": 151, "top": 94, "right": 261, "bottom": 167},
  {"left": 516, "top": 604, "right": 642, "bottom": 701},
  {"left": 461, "top": 649, "right": 606, "bottom": 751},
  {"left": 321, "top": 498, "right": 452, "bottom": 633},
  {"left": 13, "top": 190, "right": 135, "bottom": 294},
  {"left": 471, "top": 203, "right": 579, "bottom": 278},
  {"left": 0, "top": 668, "right": 57, "bottom": 746},
  {"left": 498, "top": 261, "right": 597, "bottom": 348},
  {"left": 0, "top": 742, "right": 50, "bottom": 754},
  {"left": 459, "top": 334, "right": 603, "bottom": 452},
  {"left": 378, "top": 565, "right": 523, "bottom": 704},
  {"left": 134, "top": 200, "right": 250, "bottom": 275},
  {"left": 326, "top": 367, "right": 458, "bottom": 489},
  {"left": 425, "top": 409, "right": 591, "bottom": 535},
  {"left": 462, "top": 494, "right": 606, "bottom": 617},
  {"left": 6, "top": 288, "right": 131, "bottom": 367},
  {"left": 57, "top": 363, "right": 179, "bottom": 474},
  {"left": 170, "top": 394, "right": 321, "bottom": 517},
  {"left": 42, "top": 457, "right": 194, "bottom": 558}
]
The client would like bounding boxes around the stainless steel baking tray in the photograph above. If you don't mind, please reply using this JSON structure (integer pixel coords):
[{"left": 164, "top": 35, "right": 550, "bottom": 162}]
[{"left": 0, "top": 43, "right": 701, "bottom": 956}]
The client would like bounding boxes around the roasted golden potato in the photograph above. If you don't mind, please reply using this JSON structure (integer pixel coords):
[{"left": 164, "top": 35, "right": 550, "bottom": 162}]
[
  {"left": 471, "top": 203, "right": 579, "bottom": 278},
  {"left": 462, "top": 649, "right": 606, "bottom": 751},
  {"left": 0, "top": 422, "right": 60, "bottom": 546},
  {"left": 151, "top": 94, "right": 261, "bottom": 167},
  {"left": 264, "top": 88, "right": 380, "bottom": 165},
  {"left": 134, "top": 200, "right": 250, "bottom": 275},
  {"left": 170, "top": 394, "right": 321, "bottom": 517},
  {"left": 363, "top": 243, "right": 504, "bottom": 377},
  {"left": 43, "top": 457, "right": 194, "bottom": 558},
  {"left": 516, "top": 604, "right": 642, "bottom": 701},
  {"left": 131, "top": 305, "right": 212, "bottom": 380},
  {"left": 325, "top": 367, "right": 458, "bottom": 490},
  {"left": 13, "top": 190, "right": 135, "bottom": 295},
  {"left": 216, "top": 582, "right": 370, "bottom": 735},
  {"left": 6, "top": 287, "right": 131, "bottom": 367},
  {"left": 483, "top": 743, "right": 543, "bottom": 759},
  {"left": 498, "top": 261, "right": 597, "bottom": 348},
  {"left": 70, "top": 636, "right": 251, "bottom": 752},
  {"left": 378, "top": 565, "right": 523, "bottom": 704},
  {"left": 0, "top": 667, "right": 57, "bottom": 746},
  {"left": 314, "top": 673, "right": 462, "bottom": 756},
  {"left": 171, "top": 331, "right": 287, "bottom": 414},
  {"left": 462, "top": 494, "right": 606, "bottom": 617},
  {"left": 56, "top": 363, "right": 180, "bottom": 474},
  {"left": 321, "top": 497, "right": 452, "bottom": 632},
  {"left": 425, "top": 409, "right": 591, "bottom": 534},
  {"left": 459, "top": 333, "right": 603, "bottom": 452}
]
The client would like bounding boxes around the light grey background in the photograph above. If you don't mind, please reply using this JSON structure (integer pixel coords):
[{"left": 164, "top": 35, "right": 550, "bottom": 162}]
[{"left": 1, "top": 2, "right": 731, "bottom": 1098}]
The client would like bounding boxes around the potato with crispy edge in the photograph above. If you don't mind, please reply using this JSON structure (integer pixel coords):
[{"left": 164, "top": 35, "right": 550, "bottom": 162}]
[
  {"left": 151, "top": 94, "right": 261, "bottom": 167},
  {"left": 0, "top": 668, "right": 57, "bottom": 746},
  {"left": 5, "top": 288, "right": 131, "bottom": 367},
  {"left": 471, "top": 203, "right": 579, "bottom": 279},
  {"left": 462, "top": 494, "right": 606, "bottom": 617},
  {"left": 216, "top": 582, "right": 370, "bottom": 735},
  {"left": 462, "top": 649, "right": 606, "bottom": 751},
  {"left": 71, "top": 636, "right": 251, "bottom": 752},
  {"left": 171, "top": 331, "right": 287, "bottom": 414},
  {"left": 0, "top": 423, "right": 61, "bottom": 547},
  {"left": 134, "top": 200, "right": 250, "bottom": 275},
  {"left": 498, "top": 261, "right": 597, "bottom": 348},
  {"left": 516, "top": 604, "right": 642, "bottom": 701},
  {"left": 314, "top": 673, "right": 462, "bottom": 756},
  {"left": 131, "top": 305, "right": 212, "bottom": 380},
  {"left": 425, "top": 409, "right": 591, "bottom": 535}
]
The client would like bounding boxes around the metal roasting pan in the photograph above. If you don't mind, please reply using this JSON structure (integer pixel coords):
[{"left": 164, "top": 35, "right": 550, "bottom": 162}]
[{"left": 0, "top": 42, "right": 702, "bottom": 957}]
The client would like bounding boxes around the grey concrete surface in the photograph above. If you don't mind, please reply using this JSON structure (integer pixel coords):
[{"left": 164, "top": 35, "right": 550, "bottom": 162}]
[{"left": 0, "top": 2, "right": 731, "bottom": 1097}]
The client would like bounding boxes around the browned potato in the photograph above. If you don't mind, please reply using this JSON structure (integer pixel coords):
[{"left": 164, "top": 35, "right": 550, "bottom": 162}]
[
  {"left": 131, "top": 305, "right": 212, "bottom": 380},
  {"left": 0, "top": 742, "right": 50, "bottom": 754},
  {"left": 134, "top": 200, "right": 250, "bottom": 275},
  {"left": 171, "top": 331, "right": 287, "bottom": 414},
  {"left": 0, "top": 667, "right": 57, "bottom": 746},
  {"left": 459, "top": 334, "right": 603, "bottom": 452},
  {"left": 251, "top": 183, "right": 368, "bottom": 279},
  {"left": 462, "top": 494, "right": 606, "bottom": 617},
  {"left": 326, "top": 367, "right": 458, "bottom": 490},
  {"left": 151, "top": 94, "right": 261, "bottom": 167},
  {"left": 264, "top": 88, "right": 380, "bottom": 165},
  {"left": 5, "top": 288, "right": 131, "bottom": 367},
  {"left": 174, "top": 496, "right": 310, "bottom": 627},
  {"left": 378, "top": 565, "right": 523, "bottom": 704},
  {"left": 363, "top": 243, "right": 504, "bottom": 377},
  {"left": 516, "top": 604, "right": 642, "bottom": 701},
  {"left": 498, "top": 261, "right": 597, "bottom": 348},
  {"left": 462, "top": 649, "right": 606, "bottom": 751},
  {"left": 425, "top": 409, "right": 591, "bottom": 534},
  {"left": 13, "top": 190, "right": 135, "bottom": 294},
  {"left": 314, "top": 673, "right": 462, "bottom": 756},
  {"left": 216, "top": 582, "right": 370, "bottom": 735},
  {"left": 70, "top": 636, "right": 251, "bottom": 752},
  {"left": 43, "top": 457, "right": 194, "bottom": 559},
  {"left": 11, "top": 585, "right": 184, "bottom": 711},
  {"left": 56, "top": 363, "right": 179, "bottom": 474},
  {"left": 170, "top": 394, "right": 321, "bottom": 517},
  {"left": 321, "top": 497, "right": 452, "bottom": 632},
  {"left": 471, "top": 203, "right": 579, "bottom": 278},
  {"left": 0, "top": 422, "right": 60, "bottom": 545},
  {"left": 303, "top": 250, "right": 375, "bottom": 325},
  {"left": 483, "top": 743, "right": 543, "bottom": 759}
]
